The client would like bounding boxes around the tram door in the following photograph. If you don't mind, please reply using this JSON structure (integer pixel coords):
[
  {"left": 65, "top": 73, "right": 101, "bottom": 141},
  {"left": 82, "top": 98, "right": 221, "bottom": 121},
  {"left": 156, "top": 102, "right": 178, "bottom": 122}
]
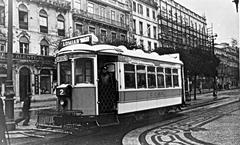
[{"left": 98, "top": 55, "right": 118, "bottom": 114}]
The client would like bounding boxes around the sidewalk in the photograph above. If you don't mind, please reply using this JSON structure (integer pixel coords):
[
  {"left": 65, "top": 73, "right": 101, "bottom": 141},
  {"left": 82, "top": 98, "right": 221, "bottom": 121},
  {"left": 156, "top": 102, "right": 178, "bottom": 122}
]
[{"left": 7, "top": 89, "right": 240, "bottom": 139}]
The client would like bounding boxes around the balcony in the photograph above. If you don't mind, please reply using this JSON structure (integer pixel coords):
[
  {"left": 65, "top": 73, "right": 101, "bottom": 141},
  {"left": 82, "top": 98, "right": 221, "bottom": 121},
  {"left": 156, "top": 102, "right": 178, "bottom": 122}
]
[
  {"left": 30, "top": 0, "right": 71, "bottom": 12},
  {"left": 73, "top": 10, "right": 128, "bottom": 30}
]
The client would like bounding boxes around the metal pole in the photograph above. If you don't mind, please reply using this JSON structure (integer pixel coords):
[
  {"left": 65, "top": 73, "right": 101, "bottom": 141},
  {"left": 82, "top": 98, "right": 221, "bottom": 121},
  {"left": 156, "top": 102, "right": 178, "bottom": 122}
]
[
  {"left": 212, "top": 36, "right": 217, "bottom": 97},
  {"left": 4, "top": 0, "right": 15, "bottom": 130}
]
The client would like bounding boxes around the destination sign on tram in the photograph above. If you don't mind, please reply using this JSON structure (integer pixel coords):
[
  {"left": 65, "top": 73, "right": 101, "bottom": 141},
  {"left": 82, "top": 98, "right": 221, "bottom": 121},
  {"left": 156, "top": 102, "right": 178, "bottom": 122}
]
[{"left": 61, "top": 35, "right": 90, "bottom": 47}]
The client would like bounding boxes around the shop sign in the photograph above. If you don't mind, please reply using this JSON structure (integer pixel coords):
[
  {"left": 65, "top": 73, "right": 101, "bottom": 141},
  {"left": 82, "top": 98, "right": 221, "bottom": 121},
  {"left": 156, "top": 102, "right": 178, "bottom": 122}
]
[
  {"left": 13, "top": 53, "right": 43, "bottom": 61},
  {"left": 56, "top": 55, "right": 68, "bottom": 62},
  {"left": 34, "top": 75, "right": 39, "bottom": 94}
]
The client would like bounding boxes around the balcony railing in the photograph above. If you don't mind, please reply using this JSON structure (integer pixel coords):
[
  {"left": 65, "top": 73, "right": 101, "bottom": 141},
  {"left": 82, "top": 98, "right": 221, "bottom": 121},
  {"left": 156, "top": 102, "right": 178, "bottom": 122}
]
[{"left": 73, "top": 10, "right": 127, "bottom": 30}]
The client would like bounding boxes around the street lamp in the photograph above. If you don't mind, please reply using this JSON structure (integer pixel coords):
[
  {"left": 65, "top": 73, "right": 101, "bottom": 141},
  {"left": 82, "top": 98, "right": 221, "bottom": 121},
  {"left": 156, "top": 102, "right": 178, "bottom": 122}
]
[{"left": 4, "top": 0, "right": 15, "bottom": 130}]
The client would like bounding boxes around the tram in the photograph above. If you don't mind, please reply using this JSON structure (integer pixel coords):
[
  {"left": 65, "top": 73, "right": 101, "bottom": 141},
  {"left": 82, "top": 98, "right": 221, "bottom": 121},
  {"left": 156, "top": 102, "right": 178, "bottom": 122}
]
[{"left": 37, "top": 34, "right": 184, "bottom": 128}]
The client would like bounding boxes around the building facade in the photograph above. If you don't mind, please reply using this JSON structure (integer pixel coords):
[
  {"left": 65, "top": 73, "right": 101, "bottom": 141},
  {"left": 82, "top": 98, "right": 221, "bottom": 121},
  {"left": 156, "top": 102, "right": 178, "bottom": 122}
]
[
  {"left": 71, "top": 0, "right": 130, "bottom": 44},
  {"left": 158, "top": 0, "right": 209, "bottom": 52},
  {"left": 131, "top": 0, "right": 158, "bottom": 51},
  {"left": 0, "top": 0, "right": 71, "bottom": 101},
  {"left": 215, "top": 43, "right": 239, "bottom": 88}
]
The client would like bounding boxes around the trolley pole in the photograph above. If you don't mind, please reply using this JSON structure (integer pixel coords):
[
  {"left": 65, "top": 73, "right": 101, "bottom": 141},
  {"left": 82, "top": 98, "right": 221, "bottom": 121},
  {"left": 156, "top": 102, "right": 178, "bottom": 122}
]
[{"left": 4, "top": 0, "right": 15, "bottom": 130}]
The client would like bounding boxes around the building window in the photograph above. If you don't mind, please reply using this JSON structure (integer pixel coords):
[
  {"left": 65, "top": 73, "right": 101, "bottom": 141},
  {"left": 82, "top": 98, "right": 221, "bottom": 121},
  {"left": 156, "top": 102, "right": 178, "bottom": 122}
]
[
  {"left": 137, "top": 4, "right": 143, "bottom": 15},
  {"left": 133, "top": 19, "right": 136, "bottom": 33},
  {"left": 146, "top": 8, "right": 149, "bottom": 17},
  {"left": 0, "top": 40, "right": 5, "bottom": 52},
  {"left": 89, "top": 26, "right": 95, "bottom": 34},
  {"left": 133, "top": 1, "right": 136, "bottom": 12},
  {"left": 111, "top": 32, "right": 116, "bottom": 42},
  {"left": 99, "top": 6, "right": 105, "bottom": 18},
  {"left": 57, "top": 14, "right": 65, "bottom": 36},
  {"left": 139, "top": 21, "right": 143, "bottom": 35},
  {"left": 74, "top": 0, "right": 81, "bottom": 10},
  {"left": 18, "top": 4, "right": 28, "bottom": 30},
  {"left": 111, "top": 10, "right": 115, "bottom": 21},
  {"left": 40, "top": 39, "right": 49, "bottom": 56},
  {"left": 147, "top": 24, "right": 151, "bottom": 37},
  {"left": 152, "top": 10, "right": 156, "bottom": 20},
  {"left": 39, "top": 9, "right": 48, "bottom": 33},
  {"left": 75, "top": 58, "right": 94, "bottom": 84},
  {"left": 87, "top": 2, "right": 94, "bottom": 14},
  {"left": 148, "top": 41, "right": 151, "bottom": 50},
  {"left": 140, "top": 39, "right": 143, "bottom": 47},
  {"left": 75, "top": 23, "right": 83, "bottom": 36},
  {"left": 120, "top": 14, "right": 125, "bottom": 26},
  {"left": 147, "top": 66, "right": 156, "bottom": 88},
  {"left": 137, "top": 65, "right": 146, "bottom": 88},
  {"left": 153, "top": 26, "right": 157, "bottom": 38},
  {"left": 100, "top": 29, "right": 107, "bottom": 42},
  {"left": 0, "top": 1, "right": 5, "bottom": 26},
  {"left": 120, "top": 34, "right": 126, "bottom": 41},
  {"left": 19, "top": 36, "right": 29, "bottom": 54},
  {"left": 154, "top": 43, "right": 157, "bottom": 49},
  {"left": 124, "top": 64, "right": 136, "bottom": 89}
]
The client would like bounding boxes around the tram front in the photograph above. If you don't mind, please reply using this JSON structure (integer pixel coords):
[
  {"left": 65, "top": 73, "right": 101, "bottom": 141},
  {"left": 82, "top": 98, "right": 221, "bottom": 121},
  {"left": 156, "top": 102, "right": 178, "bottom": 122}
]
[{"left": 56, "top": 49, "right": 98, "bottom": 116}]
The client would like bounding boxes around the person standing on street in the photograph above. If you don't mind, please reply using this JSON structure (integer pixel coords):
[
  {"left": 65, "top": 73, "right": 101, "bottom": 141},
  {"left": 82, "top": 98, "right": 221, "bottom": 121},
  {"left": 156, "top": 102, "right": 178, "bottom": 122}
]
[
  {"left": 0, "top": 95, "right": 7, "bottom": 145},
  {"left": 15, "top": 92, "right": 32, "bottom": 126}
]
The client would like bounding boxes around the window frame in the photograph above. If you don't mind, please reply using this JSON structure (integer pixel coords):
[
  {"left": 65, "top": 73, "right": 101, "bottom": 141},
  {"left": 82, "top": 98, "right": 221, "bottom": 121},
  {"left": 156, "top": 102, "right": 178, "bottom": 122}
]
[
  {"left": 74, "top": 58, "right": 94, "bottom": 85},
  {"left": 124, "top": 64, "right": 136, "bottom": 89},
  {"left": 18, "top": 4, "right": 28, "bottom": 30},
  {"left": 57, "top": 14, "right": 65, "bottom": 36},
  {"left": 39, "top": 9, "right": 48, "bottom": 33}
]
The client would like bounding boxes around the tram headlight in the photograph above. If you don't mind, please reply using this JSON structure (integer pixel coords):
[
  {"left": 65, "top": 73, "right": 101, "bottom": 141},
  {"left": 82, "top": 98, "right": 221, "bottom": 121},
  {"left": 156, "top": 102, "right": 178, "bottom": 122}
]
[{"left": 59, "top": 99, "right": 67, "bottom": 107}]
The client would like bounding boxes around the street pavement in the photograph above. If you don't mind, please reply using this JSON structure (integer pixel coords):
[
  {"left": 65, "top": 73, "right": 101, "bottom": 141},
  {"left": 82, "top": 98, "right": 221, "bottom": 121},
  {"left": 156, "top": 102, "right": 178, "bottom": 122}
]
[
  {"left": 122, "top": 89, "right": 240, "bottom": 145},
  {"left": 4, "top": 89, "right": 240, "bottom": 144}
]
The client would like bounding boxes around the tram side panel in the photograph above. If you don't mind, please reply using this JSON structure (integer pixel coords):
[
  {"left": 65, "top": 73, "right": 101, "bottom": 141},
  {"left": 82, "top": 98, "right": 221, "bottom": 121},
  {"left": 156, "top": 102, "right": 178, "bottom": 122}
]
[{"left": 118, "top": 89, "right": 182, "bottom": 114}]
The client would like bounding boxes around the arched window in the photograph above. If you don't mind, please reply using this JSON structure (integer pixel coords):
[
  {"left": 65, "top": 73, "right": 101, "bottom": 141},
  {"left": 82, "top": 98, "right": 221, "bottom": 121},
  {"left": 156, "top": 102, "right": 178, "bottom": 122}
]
[
  {"left": 18, "top": 4, "right": 28, "bottom": 30},
  {"left": 40, "top": 39, "right": 49, "bottom": 56},
  {"left": 57, "top": 14, "right": 65, "bottom": 36},
  {"left": 39, "top": 9, "right": 48, "bottom": 33},
  {"left": 19, "top": 36, "right": 29, "bottom": 54},
  {"left": 0, "top": 0, "right": 5, "bottom": 25}
]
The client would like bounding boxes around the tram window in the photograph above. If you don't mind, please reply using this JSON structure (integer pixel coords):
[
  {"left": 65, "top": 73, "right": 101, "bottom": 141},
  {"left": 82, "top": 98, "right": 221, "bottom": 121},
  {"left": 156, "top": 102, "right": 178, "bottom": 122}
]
[
  {"left": 165, "top": 68, "right": 172, "bottom": 87},
  {"left": 75, "top": 58, "right": 93, "bottom": 84},
  {"left": 147, "top": 66, "right": 156, "bottom": 88},
  {"left": 157, "top": 67, "right": 164, "bottom": 88},
  {"left": 60, "top": 60, "right": 72, "bottom": 84},
  {"left": 173, "top": 68, "right": 179, "bottom": 87},
  {"left": 137, "top": 65, "right": 146, "bottom": 88},
  {"left": 124, "top": 64, "right": 136, "bottom": 89}
]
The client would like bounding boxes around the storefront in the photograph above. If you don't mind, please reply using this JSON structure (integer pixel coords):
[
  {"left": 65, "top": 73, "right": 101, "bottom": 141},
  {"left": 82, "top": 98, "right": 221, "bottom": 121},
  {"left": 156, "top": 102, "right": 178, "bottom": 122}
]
[{"left": 0, "top": 52, "right": 56, "bottom": 100}]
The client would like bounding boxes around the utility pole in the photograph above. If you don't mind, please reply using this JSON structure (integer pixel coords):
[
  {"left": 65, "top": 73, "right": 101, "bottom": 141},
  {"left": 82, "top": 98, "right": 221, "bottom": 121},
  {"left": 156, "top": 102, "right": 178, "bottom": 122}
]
[
  {"left": 208, "top": 25, "right": 218, "bottom": 97},
  {"left": 4, "top": 0, "right": 15, "bottom": 130}
]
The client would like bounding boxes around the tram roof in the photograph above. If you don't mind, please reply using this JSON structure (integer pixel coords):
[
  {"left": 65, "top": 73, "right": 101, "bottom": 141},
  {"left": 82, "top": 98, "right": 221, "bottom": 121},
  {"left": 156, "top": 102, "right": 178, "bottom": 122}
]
[{"left": 58, "top": 44, "right": 183, "bottom": 64}]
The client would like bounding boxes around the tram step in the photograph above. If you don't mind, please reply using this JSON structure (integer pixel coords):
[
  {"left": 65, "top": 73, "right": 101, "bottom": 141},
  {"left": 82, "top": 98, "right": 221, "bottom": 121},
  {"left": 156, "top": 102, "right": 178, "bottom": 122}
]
[{"left": 97, "top": 113, "right": 119, "bottom": 127}]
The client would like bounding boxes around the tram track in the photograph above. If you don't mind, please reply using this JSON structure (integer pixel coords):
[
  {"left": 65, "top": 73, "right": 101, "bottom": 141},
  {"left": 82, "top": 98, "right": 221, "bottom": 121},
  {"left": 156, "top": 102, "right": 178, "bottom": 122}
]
[{"left": 137, "top": 98, "right": 240, "bottom": 145}]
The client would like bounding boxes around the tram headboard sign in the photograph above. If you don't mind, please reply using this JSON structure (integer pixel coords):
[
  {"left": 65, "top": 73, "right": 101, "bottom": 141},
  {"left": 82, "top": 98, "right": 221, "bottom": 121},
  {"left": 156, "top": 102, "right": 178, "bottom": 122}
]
[{"left": 60, "top": 34, "right": 98, "bottom": 47}]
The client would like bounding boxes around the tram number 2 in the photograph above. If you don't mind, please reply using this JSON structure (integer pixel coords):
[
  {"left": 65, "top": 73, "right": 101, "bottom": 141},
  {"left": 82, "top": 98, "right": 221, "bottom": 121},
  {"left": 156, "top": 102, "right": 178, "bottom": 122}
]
[
  {"left": 56, "top": 88, "right": 67, "bottom": 96},
  {"left": 59, "top": 89, "right": 64, "bottom": 95}
]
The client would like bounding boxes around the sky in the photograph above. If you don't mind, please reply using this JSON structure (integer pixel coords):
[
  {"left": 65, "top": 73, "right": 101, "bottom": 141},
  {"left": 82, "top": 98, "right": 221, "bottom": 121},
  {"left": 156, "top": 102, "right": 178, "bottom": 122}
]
[{"left": 176, "top": 0, "right": 239, "bottom": 44}]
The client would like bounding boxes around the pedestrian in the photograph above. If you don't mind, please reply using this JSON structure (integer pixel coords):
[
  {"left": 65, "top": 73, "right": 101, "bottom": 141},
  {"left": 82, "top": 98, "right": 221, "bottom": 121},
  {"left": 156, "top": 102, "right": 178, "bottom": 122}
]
[
  {"left": 15, "top": 92, "right": 32, "bottom": 126},
  {"left": 0, "top": 95, "right": 7, "bottom": 145}
]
